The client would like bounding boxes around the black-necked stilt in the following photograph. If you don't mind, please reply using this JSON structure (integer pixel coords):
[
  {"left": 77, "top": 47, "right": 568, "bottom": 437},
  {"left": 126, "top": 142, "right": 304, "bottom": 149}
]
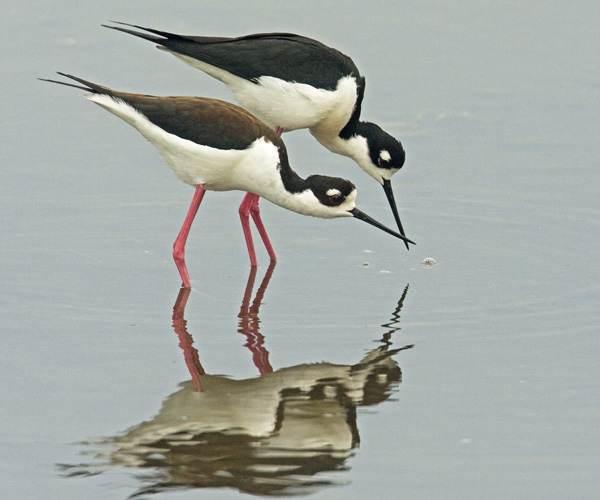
[
  {"left": 104, "top": 23, "right": 411, "bottom": 249},
  {"left": 41, "top": 73, "right": 414, "bottom": 288}
]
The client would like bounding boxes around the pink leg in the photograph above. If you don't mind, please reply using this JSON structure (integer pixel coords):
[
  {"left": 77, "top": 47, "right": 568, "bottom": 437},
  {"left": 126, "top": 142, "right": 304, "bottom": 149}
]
[
  {"left": 239, "top": 193, "right": 258, "bottom": 267},
  {"left": 248, "top": 194, "right": 277, "bottom": 262},
  {"left": 239, "top": 192, "right": 277, "bottom": 266},
  {"left": 173, "top": 185, "right": 206, "bottom": 288},
  {"left": 275, "top": 126, "right": 284, "bottom": 136}
]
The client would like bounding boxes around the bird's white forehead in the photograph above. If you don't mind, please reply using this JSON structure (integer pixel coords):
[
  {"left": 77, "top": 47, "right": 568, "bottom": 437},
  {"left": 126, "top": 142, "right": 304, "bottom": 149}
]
[
  {"left": 379, "top": 150, "right": 391, "bottom": 161},
  {"left": 326, "top": 188, "right": 342, "bottom": 197}
]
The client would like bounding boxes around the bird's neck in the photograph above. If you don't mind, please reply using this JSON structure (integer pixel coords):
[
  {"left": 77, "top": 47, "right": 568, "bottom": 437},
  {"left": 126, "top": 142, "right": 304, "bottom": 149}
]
[
  {"left": 264, "top": 162, "right": 330, "bottom": 217},
  {"left": 311, "top": 120, "right": 377, "bottom": 181},
  {"left": 236, "top": 140, "right": 317, "bottom": 216},
  {"left": 278, "top": 161, "right": 308, "bottom": 195}
]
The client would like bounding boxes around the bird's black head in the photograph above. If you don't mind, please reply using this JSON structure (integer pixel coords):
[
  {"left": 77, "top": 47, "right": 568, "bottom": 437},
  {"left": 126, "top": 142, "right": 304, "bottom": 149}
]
[
  {"left": 301, "top": 174, "right": 415, "bottom": 246},
  {"left": 305, "top": 175, "right": 356, "bottom": 208},
  {"left": 349, "top": 121, "right": 411, "bottom": 247},
  {"left": 359, "top": 121, "right": 406, "bottom": 174}
]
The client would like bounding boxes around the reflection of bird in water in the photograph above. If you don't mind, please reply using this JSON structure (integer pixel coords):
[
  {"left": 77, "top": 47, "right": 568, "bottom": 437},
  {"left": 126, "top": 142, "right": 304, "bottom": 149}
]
[
  {"left": 60, "top": 272, "right": 412, "bottom": 497},
  {"left": 41, "top": 74, "right": 413, "bottom": 288}
]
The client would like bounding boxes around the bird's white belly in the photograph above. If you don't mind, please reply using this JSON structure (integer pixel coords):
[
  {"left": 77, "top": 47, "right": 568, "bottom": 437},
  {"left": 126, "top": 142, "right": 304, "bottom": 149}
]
[{"left": 233, "top": 75, "right": 358, "bottom": 135}]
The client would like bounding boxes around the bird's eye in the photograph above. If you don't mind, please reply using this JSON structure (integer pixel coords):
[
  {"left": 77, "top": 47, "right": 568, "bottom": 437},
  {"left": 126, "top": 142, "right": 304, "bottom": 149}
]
[
  {"left": 329, "top": 193, "right": 342, "bottom": 204},
  {"left": 378, "top": 150, "right": 392, "bottom": 168},
  {"left": 378, "top": 157, "right": 390, "bottom": 168}
]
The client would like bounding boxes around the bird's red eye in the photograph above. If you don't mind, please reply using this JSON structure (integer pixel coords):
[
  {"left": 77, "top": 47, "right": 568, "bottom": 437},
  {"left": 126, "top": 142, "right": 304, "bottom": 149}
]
[{"left": 329, "top": 194, "right": 341, "bottom": 204}]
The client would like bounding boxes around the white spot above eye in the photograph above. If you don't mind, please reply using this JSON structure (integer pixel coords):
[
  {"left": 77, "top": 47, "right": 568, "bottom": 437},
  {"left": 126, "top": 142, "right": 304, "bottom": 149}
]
[
  {"left": 379, "top": 150, "right": 391, "bottom": 162},
  {"left": 326, "top": 188, "right": 342, "bottom": 197}
]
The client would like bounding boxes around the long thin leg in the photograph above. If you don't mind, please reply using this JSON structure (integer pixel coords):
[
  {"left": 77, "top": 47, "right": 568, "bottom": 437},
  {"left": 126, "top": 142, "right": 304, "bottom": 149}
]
[
  {"left": 248, "top": 194, "right": 277, "bottom": 262},
  {"left": 239, "top": 193, "right": 277, "bottom": 266},
  {"left": 239, "top": 193, "right": 258, "bottom": 267},
  {"left": 173, "top": 185, "right": 206, "bottom": 288}
]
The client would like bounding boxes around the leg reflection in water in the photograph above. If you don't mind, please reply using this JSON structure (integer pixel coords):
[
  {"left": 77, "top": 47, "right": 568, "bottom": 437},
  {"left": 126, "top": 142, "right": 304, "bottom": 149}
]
[{"left": 237, "top": 261, "right": 276, "bottom": 375}]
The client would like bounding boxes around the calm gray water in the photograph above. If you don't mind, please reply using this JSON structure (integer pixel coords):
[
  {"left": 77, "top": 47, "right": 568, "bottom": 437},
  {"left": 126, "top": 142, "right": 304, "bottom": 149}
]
[{"left": 1, "top": 1, "right": 599, "bottom": 499}]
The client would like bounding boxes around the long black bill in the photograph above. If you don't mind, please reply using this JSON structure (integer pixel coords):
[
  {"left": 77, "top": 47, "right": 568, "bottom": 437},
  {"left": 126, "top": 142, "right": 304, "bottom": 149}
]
[
  {"left": 351, "top": 208, "right": 416, "bottom": 246},
  {"left": 382, "top": 179, "right": 409, "bottom": 250}
]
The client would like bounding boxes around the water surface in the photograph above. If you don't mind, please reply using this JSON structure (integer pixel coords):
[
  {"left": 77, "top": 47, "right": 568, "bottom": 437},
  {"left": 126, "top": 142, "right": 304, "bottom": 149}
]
[{"left": 1, "top": 1, "right": 598, "bottom": 499}]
